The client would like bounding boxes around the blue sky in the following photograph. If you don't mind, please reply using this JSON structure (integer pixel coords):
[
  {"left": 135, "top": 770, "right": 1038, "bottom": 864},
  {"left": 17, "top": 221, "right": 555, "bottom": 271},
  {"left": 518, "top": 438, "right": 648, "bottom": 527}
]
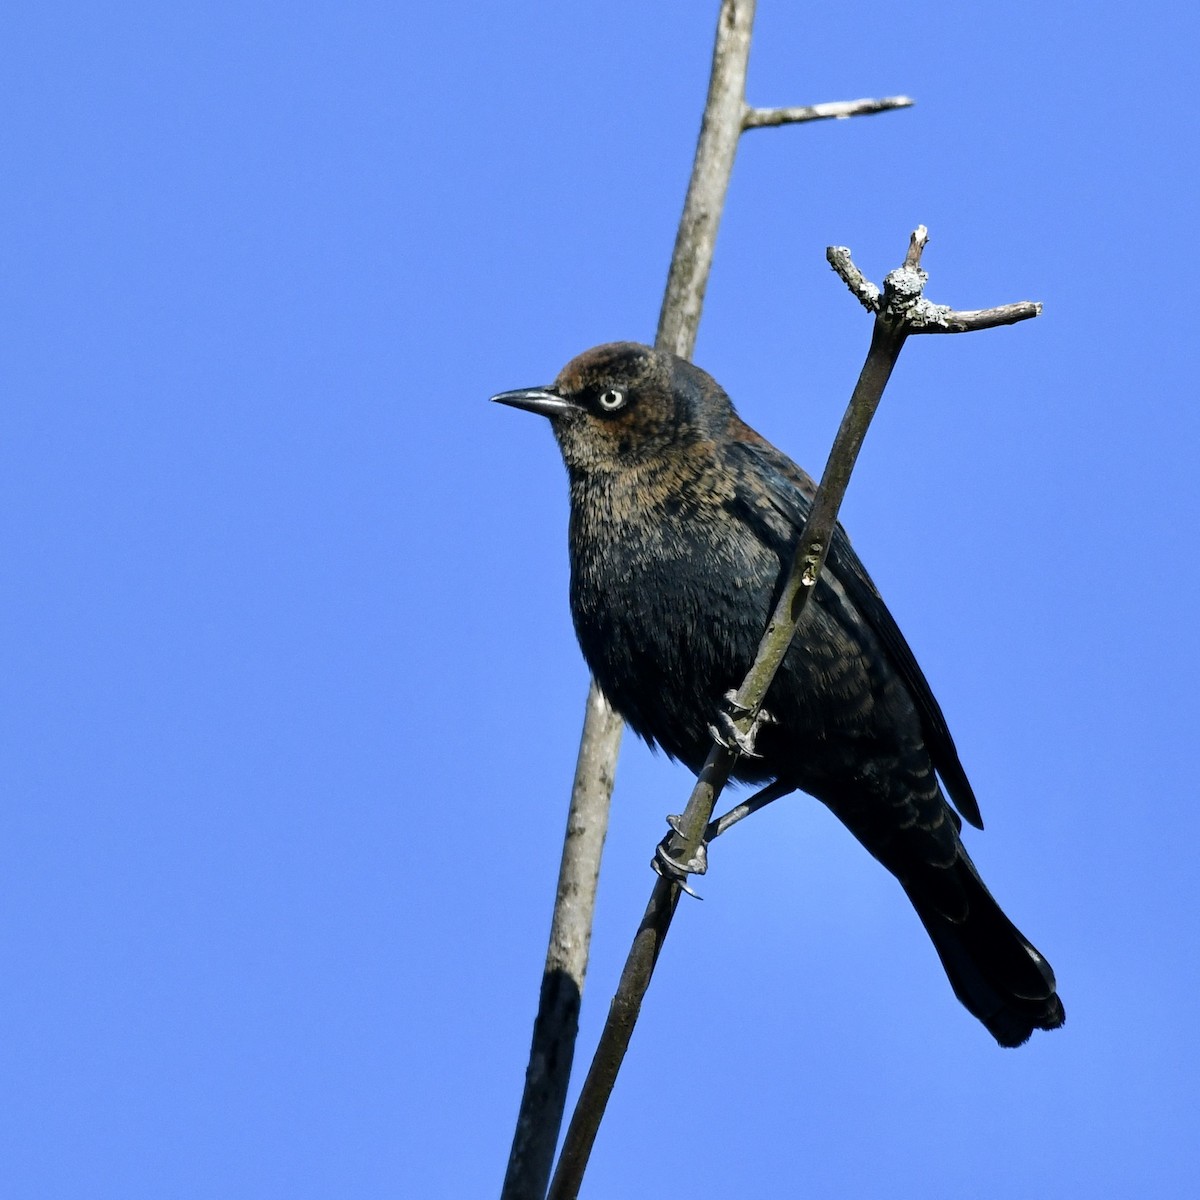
[{"left": 5, "top": 2, "right": 1199, "bottom": 1196}]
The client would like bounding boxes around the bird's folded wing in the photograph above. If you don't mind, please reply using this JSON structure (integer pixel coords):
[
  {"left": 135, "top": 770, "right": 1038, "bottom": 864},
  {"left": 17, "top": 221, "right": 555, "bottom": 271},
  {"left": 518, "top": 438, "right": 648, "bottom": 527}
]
[{"left": 725, "top": 431, "right": 984, "bottom": 830}]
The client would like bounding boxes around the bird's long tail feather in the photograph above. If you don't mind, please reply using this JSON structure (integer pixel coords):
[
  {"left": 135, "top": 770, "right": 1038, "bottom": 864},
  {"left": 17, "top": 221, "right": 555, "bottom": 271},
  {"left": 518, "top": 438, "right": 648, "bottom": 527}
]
[{"left": 904, "top": 850, "right": 1065, "bottom": 1047}]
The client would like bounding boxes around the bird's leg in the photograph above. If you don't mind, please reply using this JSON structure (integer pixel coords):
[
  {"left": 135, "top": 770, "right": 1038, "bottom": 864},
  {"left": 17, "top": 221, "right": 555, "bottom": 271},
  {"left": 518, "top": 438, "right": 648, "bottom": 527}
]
[
  {"left": 654, "top": 780, "right": 795, "bottom": 898},
  {"left": 707, "top": 689, "right": 776, "bottom": 759},
  {"left": 705, "top": 778, "right": 795, "bottom": 840}
]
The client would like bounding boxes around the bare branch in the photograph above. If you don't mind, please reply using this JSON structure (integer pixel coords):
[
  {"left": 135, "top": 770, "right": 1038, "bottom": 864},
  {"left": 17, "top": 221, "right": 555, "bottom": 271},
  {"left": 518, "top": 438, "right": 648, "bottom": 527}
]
[
  {"left": 904, "top": 224, "right": 928, "bottom": 268},
  {"left": 827, "top": 246, "right": 881, "bottom": 312},
  {"left": 906, "top": 301, "right": 1043, "bottom": 333},
  {"left": 501, "top": 683, "right": 619, "bottom": 1200},
  {"left": 505, "top": 1, "right": 758, "bottom": 1194},
  {"left": 743, "top": 94, "right": 914, "bottom": 129},
  {"left": 833, "top": 227, "right": 1043, "bottom": 335},
  {"left": 655, "top": 0, "right": 756, "bottom": 358}
]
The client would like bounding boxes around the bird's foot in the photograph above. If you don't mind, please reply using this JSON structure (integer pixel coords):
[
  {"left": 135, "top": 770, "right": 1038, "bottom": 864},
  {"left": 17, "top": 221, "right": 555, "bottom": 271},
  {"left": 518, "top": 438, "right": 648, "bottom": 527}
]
[
  {"left": 707, "top": 690, "right": 776, "bottom": 759},
  {"left": 652, "top": 814, "right": 708, "bottom": 899}
]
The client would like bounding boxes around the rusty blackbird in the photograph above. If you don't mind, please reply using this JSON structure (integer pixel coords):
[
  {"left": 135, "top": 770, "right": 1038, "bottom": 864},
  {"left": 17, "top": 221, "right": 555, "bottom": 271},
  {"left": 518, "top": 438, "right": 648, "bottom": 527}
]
[{"left": 493, "top": 341, "right": 1064, "bottom": 1047}]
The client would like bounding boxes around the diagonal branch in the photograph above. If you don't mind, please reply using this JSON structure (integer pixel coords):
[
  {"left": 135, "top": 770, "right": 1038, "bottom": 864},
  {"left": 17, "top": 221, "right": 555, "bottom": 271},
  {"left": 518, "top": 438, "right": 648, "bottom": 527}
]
[
  {"left": 546, "top": 228, "right": 1041, "bottom": 1200},
  {"left": 743, "top": 94, "right": 914, "bottom": 129}
]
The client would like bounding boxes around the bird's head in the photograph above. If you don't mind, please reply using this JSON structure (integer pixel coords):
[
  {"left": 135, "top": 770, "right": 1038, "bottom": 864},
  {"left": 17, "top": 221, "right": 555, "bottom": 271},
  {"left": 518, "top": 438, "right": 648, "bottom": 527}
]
[{"left": 491, "top": 342, "right": 732, "bottom": 475}]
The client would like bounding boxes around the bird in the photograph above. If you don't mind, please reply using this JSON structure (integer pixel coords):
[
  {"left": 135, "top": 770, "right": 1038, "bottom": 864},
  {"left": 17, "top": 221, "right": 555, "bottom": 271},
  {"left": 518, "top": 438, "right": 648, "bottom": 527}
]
[{"left": 492, "top": 341, "right": 1064, "bottom": 1047}]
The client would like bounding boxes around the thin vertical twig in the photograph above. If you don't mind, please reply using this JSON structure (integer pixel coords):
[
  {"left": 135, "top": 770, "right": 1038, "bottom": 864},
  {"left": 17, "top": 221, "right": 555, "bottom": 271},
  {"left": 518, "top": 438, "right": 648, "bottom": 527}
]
[
  {"left": 655, "top": 0, "right": 757, "bottom": 359},
  {"left": 502, "top": 9, "right": 758, "bottom": 1193},
  {"left": 500, "top": 684, "right": 619, "bottom": 1198}
]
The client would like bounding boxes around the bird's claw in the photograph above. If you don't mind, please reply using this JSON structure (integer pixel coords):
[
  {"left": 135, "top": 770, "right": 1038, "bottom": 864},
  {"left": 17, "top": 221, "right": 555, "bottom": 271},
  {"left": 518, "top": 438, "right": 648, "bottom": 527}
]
[
  {"left": 653, "top": 814, "right": 709, "bottom": 899},
  {"left": 708, "top": 689, "right": 776, "bottom": 758}
]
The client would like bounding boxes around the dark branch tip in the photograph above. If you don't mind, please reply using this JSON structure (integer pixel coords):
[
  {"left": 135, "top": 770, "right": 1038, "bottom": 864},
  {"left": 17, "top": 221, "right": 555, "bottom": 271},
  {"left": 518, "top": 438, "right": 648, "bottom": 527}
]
[{"left": 904, "top": 225, "right": 929, "bottom": 269}]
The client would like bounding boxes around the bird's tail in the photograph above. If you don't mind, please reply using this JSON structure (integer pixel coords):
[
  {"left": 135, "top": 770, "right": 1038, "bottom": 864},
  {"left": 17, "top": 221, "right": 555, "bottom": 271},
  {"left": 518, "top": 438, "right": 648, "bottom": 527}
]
[{"left": 903, "top": 850, "right": 1065, "bottom": 1048}]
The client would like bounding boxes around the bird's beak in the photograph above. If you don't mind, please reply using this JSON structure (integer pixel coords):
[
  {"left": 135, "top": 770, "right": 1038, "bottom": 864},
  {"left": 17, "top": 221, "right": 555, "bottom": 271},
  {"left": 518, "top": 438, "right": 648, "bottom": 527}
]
[{"left": 490, "top": 387, "right": 580, "bottom": 418}]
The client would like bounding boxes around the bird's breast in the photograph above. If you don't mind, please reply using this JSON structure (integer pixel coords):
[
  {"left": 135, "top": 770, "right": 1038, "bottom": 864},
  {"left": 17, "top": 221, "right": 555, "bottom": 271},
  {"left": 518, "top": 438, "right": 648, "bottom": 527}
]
[{"left": 566, "top": 473, "right": 776, "bottom": 767}]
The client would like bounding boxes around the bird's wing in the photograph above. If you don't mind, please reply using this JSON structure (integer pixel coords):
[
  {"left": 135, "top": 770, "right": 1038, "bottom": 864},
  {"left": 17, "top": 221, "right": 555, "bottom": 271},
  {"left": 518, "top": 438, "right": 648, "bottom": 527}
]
[{"left": 725, "top": 423, "right": 984, "bottom": 829}]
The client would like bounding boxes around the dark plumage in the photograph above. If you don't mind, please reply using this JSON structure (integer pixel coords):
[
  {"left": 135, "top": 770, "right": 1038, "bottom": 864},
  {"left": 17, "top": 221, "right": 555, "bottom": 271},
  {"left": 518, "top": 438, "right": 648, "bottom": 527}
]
[{"left": 493, "top": 341, "right": 1064, "bottom": 1047}]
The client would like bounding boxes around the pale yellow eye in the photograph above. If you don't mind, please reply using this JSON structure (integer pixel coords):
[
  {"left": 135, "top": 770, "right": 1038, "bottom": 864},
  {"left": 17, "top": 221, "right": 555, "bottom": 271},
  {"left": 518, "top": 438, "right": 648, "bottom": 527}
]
[{"left": 598, "top": 388, "right": 626, "bottom": 411}]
